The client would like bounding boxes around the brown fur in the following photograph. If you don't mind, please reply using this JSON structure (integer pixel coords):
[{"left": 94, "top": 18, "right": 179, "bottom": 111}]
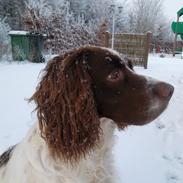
[{"left": 29, "top": 48, "right": 101, "bottom": 162}]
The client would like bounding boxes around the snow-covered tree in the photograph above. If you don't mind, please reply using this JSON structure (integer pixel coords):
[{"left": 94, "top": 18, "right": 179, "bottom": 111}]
[
  {"left": 23, "top": 0, "right": 53, "bottom": 31},
  {"left": 0, "top": 18, "right": 11, "bottom": 60},
  {"left": 153, "top": 19, "right": 174, "bottom": 53},
  {"left": 23, "top": 0, "right": 98, "bottom": 53},
  {"left": 127, "top": 0, "right": 164, "bottom": 33},
  {"left": 23, "top": 0, "right": 123, "bottom": 54},
  {"left": 124, "top": 0, "right": 175, "bottom": 52},
  {"left": 0, "top": 0, "right": 25, "bottom": 29}
]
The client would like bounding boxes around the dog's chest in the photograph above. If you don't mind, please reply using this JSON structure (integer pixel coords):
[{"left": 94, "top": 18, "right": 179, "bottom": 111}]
[
  {"left": 67, "top": 120, "right": 115, "bottom": 183},
  {"left": 45, "top": 119, "right": 115, "bottom": 183}
]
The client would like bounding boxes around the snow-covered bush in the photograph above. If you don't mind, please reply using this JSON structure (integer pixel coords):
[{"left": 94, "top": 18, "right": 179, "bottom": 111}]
[
  {"left": 23, "top": 0, "right": 114, "bottom": 54},
  {"left": 42, "top": 13, "right": 98, "bottom": 54},
  {"left": 0, "top": 18, "right": 11, "bottom": 61}
]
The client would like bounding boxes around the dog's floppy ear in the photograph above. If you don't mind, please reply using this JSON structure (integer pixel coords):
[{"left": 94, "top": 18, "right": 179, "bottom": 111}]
[{"left": 29, "top": 47, "right": 101, "bottom": 162}]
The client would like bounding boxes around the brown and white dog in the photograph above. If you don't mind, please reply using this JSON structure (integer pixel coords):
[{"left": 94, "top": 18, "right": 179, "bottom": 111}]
[{"left": 0, "top": 46, "right": 174, "bottom": 183}]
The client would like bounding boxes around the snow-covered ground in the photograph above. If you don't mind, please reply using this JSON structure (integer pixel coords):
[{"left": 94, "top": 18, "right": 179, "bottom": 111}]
[{"left": 0, "top": 54, "right": 183, "bottom": 183}]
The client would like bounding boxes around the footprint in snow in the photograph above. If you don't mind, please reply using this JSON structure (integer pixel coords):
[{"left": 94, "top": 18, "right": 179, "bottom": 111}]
[
  {"left": 175, "top": 156, "right": 183, "bottom": 165},
  {"left": 178, "top": 79, "right": 183, "bottom": 84},
  {"left": 3, "top": 135, "right": 10, "bottom": 139},
  {"left": 162, "top": 154, "right": 171, "bottom": 161},
  {"left": 166, "top": 173, "right": 179, "bottom": 183},
  {"left": 155, "top": 119, "right": 165, "bottom": 129}
]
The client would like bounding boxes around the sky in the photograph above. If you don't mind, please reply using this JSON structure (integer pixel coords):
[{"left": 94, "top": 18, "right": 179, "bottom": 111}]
[
  {"left": 121, "top": 0, "right": 183, "bottom": 21},
  {"left": 163, "top": 0, "right": 183, "bottom": 20}
]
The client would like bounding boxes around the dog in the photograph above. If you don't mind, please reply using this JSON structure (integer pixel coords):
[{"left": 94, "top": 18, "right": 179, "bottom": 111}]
[{"left": 0, "top": 46, "right": 174, "bottom": 183}]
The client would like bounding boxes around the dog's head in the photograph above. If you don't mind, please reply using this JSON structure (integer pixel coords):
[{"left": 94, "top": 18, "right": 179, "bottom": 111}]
[
  {"left": 86, "top": 47, "right": 174, "bottom": 126},
  {"left": 30, "top": 46, "right": 174, "bottom": 161}
]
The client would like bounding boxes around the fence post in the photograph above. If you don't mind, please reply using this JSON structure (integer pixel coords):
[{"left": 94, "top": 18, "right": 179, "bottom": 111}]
[
  {"left": 104, "top": 31, "right": 110, "bottom": 48},
  {"left": 144, "top": 32, "right": 152, "bottom": 69},
  {"left": 173, "top": 15, "right": 179, "bottom": 57}
]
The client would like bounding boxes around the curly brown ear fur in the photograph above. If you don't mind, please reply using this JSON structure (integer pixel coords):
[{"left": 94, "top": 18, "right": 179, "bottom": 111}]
[{"left": 29, "top": 48, "right": 101, "bottom": 162}]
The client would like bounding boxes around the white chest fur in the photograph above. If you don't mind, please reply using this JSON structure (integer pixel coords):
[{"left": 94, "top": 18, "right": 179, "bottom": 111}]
[{"left": 0, "top": 118, "right": 117, "bottom": 183}]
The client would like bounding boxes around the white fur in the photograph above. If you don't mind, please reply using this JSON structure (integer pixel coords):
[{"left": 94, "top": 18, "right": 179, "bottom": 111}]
[
  {"left": 0, "top": 118, "right": 117, "bottom": 183},
  {"left": 145, "top": 76, "right": 164, "bottom": 115}
]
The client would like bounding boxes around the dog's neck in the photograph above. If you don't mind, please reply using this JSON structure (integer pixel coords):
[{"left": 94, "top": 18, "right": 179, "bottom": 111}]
[{"left": 23, "top": 118, "right": 116, "bottom": 174}]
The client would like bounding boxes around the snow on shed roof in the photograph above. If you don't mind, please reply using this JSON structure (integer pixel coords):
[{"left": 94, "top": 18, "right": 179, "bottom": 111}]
[
  {"left": 9, "top": 31, "right": 47, "bottom": 37},
  {"left": 9, "top": 31, "right": 29, "bottom": 35}
]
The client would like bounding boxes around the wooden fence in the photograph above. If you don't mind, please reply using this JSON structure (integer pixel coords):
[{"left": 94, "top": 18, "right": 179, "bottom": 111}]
[{"left": 104, "top": 32, "right": 152, "bottom": 69}]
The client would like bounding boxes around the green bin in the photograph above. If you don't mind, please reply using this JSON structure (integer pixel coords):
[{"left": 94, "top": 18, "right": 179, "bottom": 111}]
[{"left": 9, "top": 31, "right": 46, "bottom": 62}]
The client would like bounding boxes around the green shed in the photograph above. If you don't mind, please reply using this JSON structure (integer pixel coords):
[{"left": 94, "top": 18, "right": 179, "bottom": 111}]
[
  {"left": 9, "top": 31, "right": 29, "bottom": 61},
  {"left": 9, "top": 31, "right": 46, "bottom": 62}
]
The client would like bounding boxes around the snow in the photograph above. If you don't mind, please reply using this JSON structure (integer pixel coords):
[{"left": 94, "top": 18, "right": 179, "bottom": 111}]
[
  {"left": 8, "top": 31, "right": 29, "bottom": 35},
  {"left": 115, "top": 54, "right": 183, "bottom": 183},
  {"left": 0, "top": 54, "right": 183, "bottom": 183},
  {"left": 8, "top": 31, "right": 47, "bottom": 37}
]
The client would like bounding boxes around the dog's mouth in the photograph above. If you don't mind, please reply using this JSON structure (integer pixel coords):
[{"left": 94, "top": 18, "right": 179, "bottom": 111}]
[
  {"left": 123, "top": 81, "right": 174, "bottom": 126},
  {"left": 117, "top": 98, "right": 171, "bottom": 127}
]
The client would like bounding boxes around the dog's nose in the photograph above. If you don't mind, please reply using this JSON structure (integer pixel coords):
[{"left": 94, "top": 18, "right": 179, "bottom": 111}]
[{"left": 153, "top": 82, "right": 174, "bottom": 100}]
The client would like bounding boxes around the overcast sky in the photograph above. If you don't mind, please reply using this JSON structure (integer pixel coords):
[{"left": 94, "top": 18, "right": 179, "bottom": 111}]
[
  {"left": 163, "top": 0, "right": 183, "bottom": 20},
  {"left": 122, "top": 0, "right": 183, "bottom": 21}
]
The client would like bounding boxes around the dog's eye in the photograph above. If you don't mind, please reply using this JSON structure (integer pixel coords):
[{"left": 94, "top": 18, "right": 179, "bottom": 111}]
[{"left": 107, "top": 69, "right": 124, "bottom": 81}]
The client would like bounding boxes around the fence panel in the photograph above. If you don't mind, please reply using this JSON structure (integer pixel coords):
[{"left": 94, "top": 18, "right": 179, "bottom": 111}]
[{"left": 104, "top": 32, "right": 152, "bottom": 69}]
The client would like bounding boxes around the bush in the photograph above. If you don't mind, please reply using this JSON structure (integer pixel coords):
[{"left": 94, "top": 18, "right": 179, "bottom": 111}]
[{"left": 23, "top": 0, "right": 108, "bottom": 54}]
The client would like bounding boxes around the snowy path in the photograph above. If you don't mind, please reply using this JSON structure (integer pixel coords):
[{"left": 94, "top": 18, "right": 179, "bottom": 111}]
[
  {"left": 0, "top": 55, "right": 183, "bottom": 183},
  {"left": 115, "top": 55, "right": 183, "bottom": 183}
]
